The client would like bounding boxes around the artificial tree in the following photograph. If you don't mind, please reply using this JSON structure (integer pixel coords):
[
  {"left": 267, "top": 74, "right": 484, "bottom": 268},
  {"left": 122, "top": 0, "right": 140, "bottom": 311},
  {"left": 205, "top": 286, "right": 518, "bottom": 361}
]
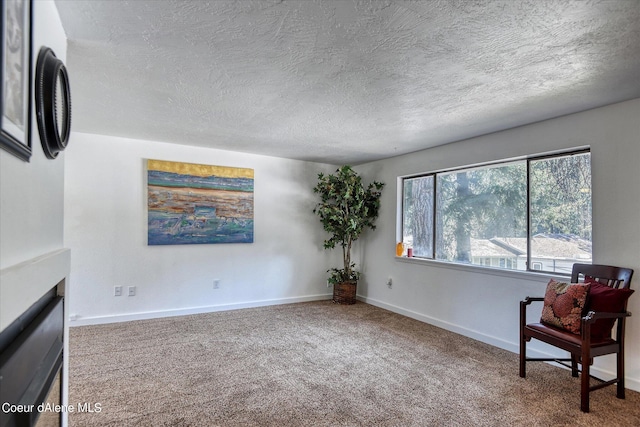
[{"left": 313, "top": 165, "right": 384, "bottom": 304}]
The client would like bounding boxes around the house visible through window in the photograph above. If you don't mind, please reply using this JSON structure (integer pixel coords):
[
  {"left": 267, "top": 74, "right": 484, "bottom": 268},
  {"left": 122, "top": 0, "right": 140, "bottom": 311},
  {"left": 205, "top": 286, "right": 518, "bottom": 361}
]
[{"left": 401, "top": 150, "right": 592, "bottom": 274}]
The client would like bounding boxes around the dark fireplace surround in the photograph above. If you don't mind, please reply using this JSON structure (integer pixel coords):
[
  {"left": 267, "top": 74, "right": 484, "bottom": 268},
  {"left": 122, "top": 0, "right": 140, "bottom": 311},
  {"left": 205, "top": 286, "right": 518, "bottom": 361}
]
[{"left": 0, "top": 285, "right": 64, "bottom": 427}]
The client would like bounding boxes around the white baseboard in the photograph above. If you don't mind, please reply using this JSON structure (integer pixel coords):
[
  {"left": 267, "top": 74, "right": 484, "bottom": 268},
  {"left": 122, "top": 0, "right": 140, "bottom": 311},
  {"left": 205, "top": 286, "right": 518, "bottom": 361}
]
[
  {"left": 357, "top": 295, "right": 519, "bottom": 352},
  {"left": 70, "top": 293, "right": 332, "bottom": 327},
  {"left": 357, "top": 295, "right": 640, "bottom": 393}
]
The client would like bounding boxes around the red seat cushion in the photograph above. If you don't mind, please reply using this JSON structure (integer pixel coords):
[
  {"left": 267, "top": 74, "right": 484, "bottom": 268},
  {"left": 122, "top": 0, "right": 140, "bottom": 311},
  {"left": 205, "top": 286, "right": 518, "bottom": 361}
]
[{"left": 526, "top": 322, "right": 614, "bottom": 346}]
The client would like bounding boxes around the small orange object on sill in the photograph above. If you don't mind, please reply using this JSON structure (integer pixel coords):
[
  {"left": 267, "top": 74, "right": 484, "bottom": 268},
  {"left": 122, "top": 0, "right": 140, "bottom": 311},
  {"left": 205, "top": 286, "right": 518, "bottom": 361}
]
[{"left": 395, "top": 242, "right": 404, "bottom": 257}]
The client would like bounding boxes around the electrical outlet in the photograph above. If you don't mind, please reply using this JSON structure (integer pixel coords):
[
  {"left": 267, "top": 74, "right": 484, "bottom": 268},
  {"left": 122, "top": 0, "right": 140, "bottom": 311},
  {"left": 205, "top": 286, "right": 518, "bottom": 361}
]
[
  {"left": 114, "top": 286, "right": 122, "bottom": 296},
  {"left": 326, "top": 280, "right": 332, "bottom": 288},
  {"left": 128, "top": 286, "right": 136, "bottom": 296},
  {"left": 213, "top": 279, "right": 220, "bottom": 289},
  {"left": 387, "top": 277, "right": 393, "bottom": 288}
]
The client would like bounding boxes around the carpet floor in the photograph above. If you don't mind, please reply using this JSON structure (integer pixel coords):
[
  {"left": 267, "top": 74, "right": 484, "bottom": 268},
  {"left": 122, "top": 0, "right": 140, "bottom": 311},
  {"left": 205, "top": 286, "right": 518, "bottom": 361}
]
[{"left": 68, "top": 301, "right": 640, "bottom": 426}]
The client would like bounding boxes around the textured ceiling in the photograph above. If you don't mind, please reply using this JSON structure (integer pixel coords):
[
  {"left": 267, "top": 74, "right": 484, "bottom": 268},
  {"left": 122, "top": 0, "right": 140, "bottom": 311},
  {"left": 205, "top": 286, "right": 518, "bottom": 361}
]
[{"left": 54, "top": 0, "right": 640, "bottom": 165}]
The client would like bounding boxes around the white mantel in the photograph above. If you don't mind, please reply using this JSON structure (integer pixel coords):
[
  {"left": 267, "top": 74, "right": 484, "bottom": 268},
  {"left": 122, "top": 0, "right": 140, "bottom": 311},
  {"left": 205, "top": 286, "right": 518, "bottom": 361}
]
[{"left": 0, "top": 249, "right": 70, "bottom": 332}]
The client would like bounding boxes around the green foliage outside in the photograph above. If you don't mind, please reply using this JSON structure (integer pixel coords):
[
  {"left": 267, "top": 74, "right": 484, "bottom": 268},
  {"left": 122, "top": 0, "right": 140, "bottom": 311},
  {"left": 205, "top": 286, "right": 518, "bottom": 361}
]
[
  {"left": 436, "top": 163, "right": 527, "bottom": 261},
  {"left": 313, "top": 166, "right": 385, "bottom": 285}
]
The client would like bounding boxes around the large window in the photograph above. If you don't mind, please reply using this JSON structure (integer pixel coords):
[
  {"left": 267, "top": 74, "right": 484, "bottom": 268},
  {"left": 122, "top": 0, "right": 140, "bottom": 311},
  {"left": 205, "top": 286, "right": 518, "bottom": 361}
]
[{"left": 401, "top": 151, "right": 592, "bottom": 274}]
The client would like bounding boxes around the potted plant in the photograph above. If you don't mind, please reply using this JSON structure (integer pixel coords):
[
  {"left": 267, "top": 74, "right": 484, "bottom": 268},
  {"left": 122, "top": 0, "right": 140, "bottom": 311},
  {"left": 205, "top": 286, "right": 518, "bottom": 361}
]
[{"left": 313, "top": 165, "right": 385, "bottom": 304}]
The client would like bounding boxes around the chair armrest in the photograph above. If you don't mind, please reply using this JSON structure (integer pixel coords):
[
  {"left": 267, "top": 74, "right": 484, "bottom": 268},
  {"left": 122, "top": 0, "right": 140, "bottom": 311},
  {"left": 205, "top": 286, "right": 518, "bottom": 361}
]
[
  {"left": 580, "top": 311, "right": 632, "bottom": 342},
  {"left": 521, "top": 296, "right": 544, "bottom": 305},
  {"left": 582, "top": 310, "right": 632, "bottom": 323},
  {"left": 520, "top": 297, "right": 545, "bottom": 328}
]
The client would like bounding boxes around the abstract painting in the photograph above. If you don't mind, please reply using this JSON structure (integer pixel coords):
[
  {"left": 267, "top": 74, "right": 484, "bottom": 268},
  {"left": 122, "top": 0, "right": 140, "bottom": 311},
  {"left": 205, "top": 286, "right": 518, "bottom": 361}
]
[{"left": 147, "top": 159, "right": 254, "bottom": 245}]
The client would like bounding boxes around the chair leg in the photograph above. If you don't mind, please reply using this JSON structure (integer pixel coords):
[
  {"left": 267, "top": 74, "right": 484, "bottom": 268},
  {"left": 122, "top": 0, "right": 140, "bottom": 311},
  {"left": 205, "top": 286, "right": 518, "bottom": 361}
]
[
  {"left": 617, "top": 349, "right": 626, "bottom": 399},
  {"left": 519, "top": 333, "right": 526, "bottom": 378},
  {"left": 580, "top": 354, "right": 591, "bottom": 413},
  {"left": 571, "top": 354, "right": 579, "bottom": 377}
]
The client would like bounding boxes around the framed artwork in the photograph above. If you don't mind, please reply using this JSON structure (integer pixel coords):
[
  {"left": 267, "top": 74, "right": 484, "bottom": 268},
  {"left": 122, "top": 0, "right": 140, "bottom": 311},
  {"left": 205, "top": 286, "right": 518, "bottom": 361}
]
[
  {"left": 0, "top": 0, "right": 32, "bottom": 161},
  {"left": 147, "top": 159, "right": 254, "bottom": 245}
]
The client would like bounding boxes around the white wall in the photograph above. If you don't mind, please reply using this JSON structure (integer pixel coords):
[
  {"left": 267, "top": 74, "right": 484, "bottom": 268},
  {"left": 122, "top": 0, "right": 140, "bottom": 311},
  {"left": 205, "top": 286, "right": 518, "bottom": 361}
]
[
  {"left": 0, "top": 0, "right": 67, "bottom": 271},
  {"left": 64, "top": 133, "right": 337, "bottom": 324},
  {"left": 0, "top": 1, "right": 71, "bottom": 424},
  {"left": 355, "top": 98, "right": 640, "bottom": 391},
  {"left": 0, "top": 0, "right": 69, "bottom": 343}
]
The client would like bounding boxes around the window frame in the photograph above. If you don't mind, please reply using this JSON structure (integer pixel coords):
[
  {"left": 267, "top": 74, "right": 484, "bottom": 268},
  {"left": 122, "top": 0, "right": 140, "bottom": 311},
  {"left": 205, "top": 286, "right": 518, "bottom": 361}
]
[{"left": 399, "top": 148, "right": 591, "bottom": 275}]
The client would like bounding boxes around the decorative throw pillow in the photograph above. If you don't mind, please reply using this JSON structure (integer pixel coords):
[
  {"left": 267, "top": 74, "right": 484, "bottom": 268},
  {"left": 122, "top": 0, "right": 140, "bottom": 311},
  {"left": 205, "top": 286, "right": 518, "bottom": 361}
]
[
  {"left": 583, "top": 276, "right": 635, "bottom": 340},
  {"left": 540, "top": 279, "right": 590, "bottom": 334}
]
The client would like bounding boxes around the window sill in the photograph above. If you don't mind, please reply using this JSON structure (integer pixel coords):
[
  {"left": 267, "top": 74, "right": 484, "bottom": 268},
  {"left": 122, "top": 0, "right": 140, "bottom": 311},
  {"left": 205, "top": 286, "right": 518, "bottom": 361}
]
[{"left": 395, "top": 256, "right": 570, "bottom": 281}]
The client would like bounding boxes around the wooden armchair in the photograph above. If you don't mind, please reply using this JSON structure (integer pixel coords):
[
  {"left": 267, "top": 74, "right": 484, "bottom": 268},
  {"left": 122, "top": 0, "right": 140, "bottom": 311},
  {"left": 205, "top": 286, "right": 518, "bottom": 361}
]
[{"left": 520, "top": 263, "right": 634, "bottom": 412}]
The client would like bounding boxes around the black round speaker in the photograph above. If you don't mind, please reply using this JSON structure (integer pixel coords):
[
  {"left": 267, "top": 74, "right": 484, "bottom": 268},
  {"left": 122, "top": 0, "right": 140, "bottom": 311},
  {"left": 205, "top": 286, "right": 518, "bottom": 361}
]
[{"left": 35, "top": 47, "right": 71, "bottom": 159}]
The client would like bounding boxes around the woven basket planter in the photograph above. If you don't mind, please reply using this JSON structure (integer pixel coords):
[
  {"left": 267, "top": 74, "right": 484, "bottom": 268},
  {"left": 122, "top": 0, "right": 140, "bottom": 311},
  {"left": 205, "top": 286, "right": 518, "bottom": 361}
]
[{"left": 333, "top": 281, "right": 357, "bottom": 305}]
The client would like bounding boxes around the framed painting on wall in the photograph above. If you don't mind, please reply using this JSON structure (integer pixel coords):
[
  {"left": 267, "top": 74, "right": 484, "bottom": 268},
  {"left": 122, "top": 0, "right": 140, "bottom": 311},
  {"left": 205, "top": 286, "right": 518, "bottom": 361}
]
[
  {"left": 147, "top": 159, "right": 254, "bottom": 245},
  {"left": 0, "top": 0, "right": 32, "bottom": 161}
]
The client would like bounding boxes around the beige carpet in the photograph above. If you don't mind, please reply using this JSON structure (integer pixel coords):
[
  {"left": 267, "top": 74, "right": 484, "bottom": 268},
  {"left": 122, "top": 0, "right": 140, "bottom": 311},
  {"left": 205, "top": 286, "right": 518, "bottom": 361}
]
[{"left": 68, "top": 301, "right": 640, "bottom": 426}]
